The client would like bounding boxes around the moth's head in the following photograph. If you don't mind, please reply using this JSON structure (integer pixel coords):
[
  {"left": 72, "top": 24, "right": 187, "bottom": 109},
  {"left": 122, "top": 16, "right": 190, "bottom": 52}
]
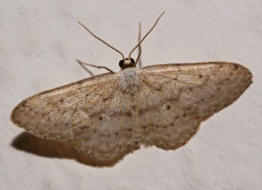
[{"left": 119, "top": 58, "right": 136, "bottom": 70}]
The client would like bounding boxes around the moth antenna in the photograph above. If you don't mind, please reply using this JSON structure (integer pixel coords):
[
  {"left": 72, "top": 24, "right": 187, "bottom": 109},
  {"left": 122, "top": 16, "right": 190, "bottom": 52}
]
[
  {"left": 135, "top": 22, "right": 142, "bottom": 67},
  {"left": 128, "top": 11, "right": 165, "bottom": 59},
  {"left": 76, "top": 59, "right": 115, "bottom": 74},
  {"left": 78, "top": 22, "right": 125, "bottom": 60}
]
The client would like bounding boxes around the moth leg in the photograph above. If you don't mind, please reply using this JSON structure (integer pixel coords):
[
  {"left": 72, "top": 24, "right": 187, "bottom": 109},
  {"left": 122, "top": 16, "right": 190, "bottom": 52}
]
[
  {"left": 76, "top": 59, "right": 115, "bottom": 74},
  {"left": 135, "top": 22, "right": 142, "bottom": 68},
  {"left": 77, "top": 59, "right": 94, "bottom": 76}
]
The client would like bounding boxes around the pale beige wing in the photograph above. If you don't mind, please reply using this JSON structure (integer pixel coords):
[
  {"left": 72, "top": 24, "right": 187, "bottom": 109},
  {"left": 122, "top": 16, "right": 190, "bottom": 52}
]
[
  {"left": 134, "top": 62, "right": 252, "bottom": 150},
  {"left": 11, "top": 72, "right": 139, "bottom": 163}
]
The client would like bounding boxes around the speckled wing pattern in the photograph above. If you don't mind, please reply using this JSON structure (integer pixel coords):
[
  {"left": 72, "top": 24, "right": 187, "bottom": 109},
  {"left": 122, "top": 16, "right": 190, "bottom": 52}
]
[{"left": 11, "top": 62, "right": 252, "bottom": 163}]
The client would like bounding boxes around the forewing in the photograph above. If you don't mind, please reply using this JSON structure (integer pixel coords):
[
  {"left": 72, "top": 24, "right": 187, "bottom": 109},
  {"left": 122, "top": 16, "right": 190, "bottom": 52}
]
[
  {"left": 11, "top": 72, "right": 139, "bottom": 163},
  {"left": 11, "top": 73, "right": 116, "bottom": 140},
  {"left": 135, "top": 62, "right": 252, "bottom": 150}
]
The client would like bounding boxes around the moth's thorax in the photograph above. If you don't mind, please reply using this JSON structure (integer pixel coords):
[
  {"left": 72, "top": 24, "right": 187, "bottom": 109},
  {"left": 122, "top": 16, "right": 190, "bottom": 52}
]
[{"left": 119, "top": 68, "right": 140, "bottom": 94}]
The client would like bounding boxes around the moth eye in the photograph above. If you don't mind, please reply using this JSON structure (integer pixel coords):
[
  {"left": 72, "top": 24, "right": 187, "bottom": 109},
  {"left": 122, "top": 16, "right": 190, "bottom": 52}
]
[
  {"left": 130, "top": 58, "right": 135, "bottom": 64},
  {"left": 119, "top": 60, "right": 124, "bottom": 68}
]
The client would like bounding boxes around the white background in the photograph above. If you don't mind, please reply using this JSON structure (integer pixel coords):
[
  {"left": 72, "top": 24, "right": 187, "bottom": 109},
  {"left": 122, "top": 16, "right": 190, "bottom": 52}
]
[{"left": 1, "top": 0, "right": 261, "bottom": 189}]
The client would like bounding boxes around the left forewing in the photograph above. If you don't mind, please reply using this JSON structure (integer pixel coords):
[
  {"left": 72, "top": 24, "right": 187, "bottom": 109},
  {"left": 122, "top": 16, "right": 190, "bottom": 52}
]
[{"left": 11, "top": 73, "right": 119, "bottom": 141}]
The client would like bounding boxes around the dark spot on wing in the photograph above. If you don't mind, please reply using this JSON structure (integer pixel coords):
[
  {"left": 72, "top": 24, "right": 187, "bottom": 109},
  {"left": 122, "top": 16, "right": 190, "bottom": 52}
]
[{"left": 233, "top": 64, "right": 239, "bottom": 70}]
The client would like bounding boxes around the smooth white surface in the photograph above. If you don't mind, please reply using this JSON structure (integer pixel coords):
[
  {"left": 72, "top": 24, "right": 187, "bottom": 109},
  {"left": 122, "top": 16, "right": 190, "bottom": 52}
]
[{"left": 1, "top": 0, "right": 261, "bottom": 189}]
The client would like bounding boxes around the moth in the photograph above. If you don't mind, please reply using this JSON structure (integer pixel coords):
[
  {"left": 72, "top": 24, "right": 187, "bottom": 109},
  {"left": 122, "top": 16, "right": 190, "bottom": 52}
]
[{"left": 11, "top": 12, "right": 252, "bottom": 164}]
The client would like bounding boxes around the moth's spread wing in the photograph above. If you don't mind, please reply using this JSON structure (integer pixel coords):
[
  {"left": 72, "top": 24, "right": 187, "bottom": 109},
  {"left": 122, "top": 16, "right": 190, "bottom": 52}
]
[
  {"left": 136, "top": 62, "right": 252, "bottom": 150},
  {"left": 11, "top": 62, "right": 252, "bottom": 163},
  {"left": 11, "top": 73, "right": 139, "bottom": 163}
]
